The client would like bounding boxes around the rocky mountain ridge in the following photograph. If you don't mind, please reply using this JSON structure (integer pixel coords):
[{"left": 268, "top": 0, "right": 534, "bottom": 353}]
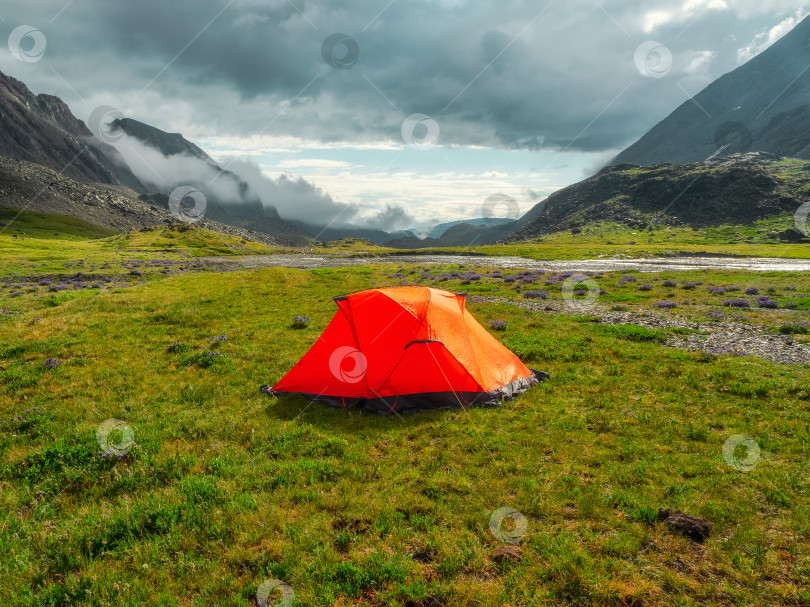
[
  {"left": 508, "top": 154, "right": 810, "bottom": 242},
  {"left": 0, "top": 71, "right": 144, "bottom": 191},
  {"left": 613, "top": 14, "right": 810, "bottom": 165}
]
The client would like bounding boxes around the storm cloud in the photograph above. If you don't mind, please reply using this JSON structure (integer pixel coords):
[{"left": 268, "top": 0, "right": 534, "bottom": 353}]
[{"left": 3, "top": 0, "right": 809, "bottom": 153}]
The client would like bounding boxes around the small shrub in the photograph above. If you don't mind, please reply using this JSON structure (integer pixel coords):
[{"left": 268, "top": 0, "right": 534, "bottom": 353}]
[
  {"left": 778, "top": 323, "right": 809, "bottom": 335},
  {"left": 489, "top": 320, "right": 507, "bottom": 331},
  {"left": 167, "top": 341, "right": 190, "bottom": 353},
  {"left": 292, "top": 316, "right": 311, "bottom": 328}
]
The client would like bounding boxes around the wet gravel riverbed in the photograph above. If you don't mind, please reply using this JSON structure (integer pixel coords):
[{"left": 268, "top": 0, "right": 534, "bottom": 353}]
[{"left": 199, "top": 254, "right": 810, "bottom": 273}]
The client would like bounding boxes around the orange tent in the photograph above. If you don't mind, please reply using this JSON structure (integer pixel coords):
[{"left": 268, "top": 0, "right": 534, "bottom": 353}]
[{"left": 270, "top": 286, "right": 546, "bottom": 414}]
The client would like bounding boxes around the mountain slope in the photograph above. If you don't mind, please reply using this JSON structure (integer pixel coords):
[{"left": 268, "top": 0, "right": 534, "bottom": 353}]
[
  {"left": 0, "top": 70, "right": 144, "bottom": 191},
  {"left": 0, "top": 156, "right": 285, "bottom": 245},
  {"left": 613, "top": 14, "right": 810, "bottom": 165},
  {"left": 507, "top": 154, "right": 809, "bottom": 242},
  {"left": 111, "top": 118, "right": 213, "bottom": 162}
]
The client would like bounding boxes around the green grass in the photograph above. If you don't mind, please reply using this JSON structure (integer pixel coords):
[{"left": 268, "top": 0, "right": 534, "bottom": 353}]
[
  {"left": 1, "top": 249, "right": 810, "bottom": 606},
  {"left": 0, "top": 221, "right": 288, "bottom": 279},
  {"left": 0, "top": 206, "right": 119, "bottom": 240}
]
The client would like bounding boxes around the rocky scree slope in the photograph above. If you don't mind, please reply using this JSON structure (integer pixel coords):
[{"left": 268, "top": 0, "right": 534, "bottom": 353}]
[{"left": 0, "top": 157, "right": 284, "bottom": 245}]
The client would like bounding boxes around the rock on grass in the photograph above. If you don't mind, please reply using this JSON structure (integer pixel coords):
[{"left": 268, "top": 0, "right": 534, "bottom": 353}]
[
  {"left": 492, "top": 545, "right": 522, "bottom": 563},
  {"left": 658, "top": 508, "right": 712, "bottom": 542}
]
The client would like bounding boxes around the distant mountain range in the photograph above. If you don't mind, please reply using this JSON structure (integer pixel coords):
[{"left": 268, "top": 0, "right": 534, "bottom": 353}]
[
  {"left": 290, "top": 221, "right": 416, "bottom": 246},
  {"left": 384, "top": 219, "right": 520, "bottom": 248},
  {"left": 613, "top": 13, "right": 810, "bottom": 165},
  {"left": 4, "top": 9, "right": 810, "bottom": 248},
  {"left": 426, "top": 217, "right": 515, "bottom": 239}
]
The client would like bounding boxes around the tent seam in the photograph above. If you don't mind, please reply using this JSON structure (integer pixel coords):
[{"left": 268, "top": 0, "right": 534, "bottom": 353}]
[{"left": 336, "top": 297, "right": 371, "bottom": 397}]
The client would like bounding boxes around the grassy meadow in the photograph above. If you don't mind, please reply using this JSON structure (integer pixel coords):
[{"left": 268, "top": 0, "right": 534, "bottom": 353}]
[{"left": 1, "top": 223, "right": 810, "bottom": 606}]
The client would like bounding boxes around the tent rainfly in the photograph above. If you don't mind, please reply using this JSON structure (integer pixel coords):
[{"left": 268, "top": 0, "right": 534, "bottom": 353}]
[{"left": 269, "top": 286, "right": 547, "bottom": 414}]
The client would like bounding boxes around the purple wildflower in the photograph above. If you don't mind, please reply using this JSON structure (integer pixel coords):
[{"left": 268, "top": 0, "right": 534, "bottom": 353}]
[
  {"left": 722, "top": 299, "right": 750, "bottom": 308},
  {"left": 489, "top": 319, "right": 508, "bottom": 331},
  {"left": 167, "top": 341, "right": 189, "bottom": 353},
  {"left": 523, "top": 290, "right": 549, "bottom": 299},
  {"left": 745, "top": 287, "right": 759, "bottom": 295},
  {"left": 44, "top": 357, "right": 62, "bottom": 369},
  {"left": 653, "top": 300, "right": 678, "bottom": 309},
  {"left": 639, "top": 283, "right": 653, "bottom": 291},
  {"left": 292, "top": 316, "right": 310, "bottom": 328},
  {"left": 618, "top": 275, "right": 637, "bottom": 284},
  {"left": 662, "top": 280, "right": 677, "bottom": 287}
]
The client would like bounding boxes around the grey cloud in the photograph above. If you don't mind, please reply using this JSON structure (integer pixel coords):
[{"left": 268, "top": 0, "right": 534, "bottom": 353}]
[
  {"left": 224, "top": 158, "right": 420, "bottom": 229},
  {"left": 111, "top": 134, "right": 248, "bottom": 203},
  {"left": 357, "top": 204, "right": 414, "bottom": 231},
  {"left": 2, "top": 0, "right": 808, "bottom": 154}
]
